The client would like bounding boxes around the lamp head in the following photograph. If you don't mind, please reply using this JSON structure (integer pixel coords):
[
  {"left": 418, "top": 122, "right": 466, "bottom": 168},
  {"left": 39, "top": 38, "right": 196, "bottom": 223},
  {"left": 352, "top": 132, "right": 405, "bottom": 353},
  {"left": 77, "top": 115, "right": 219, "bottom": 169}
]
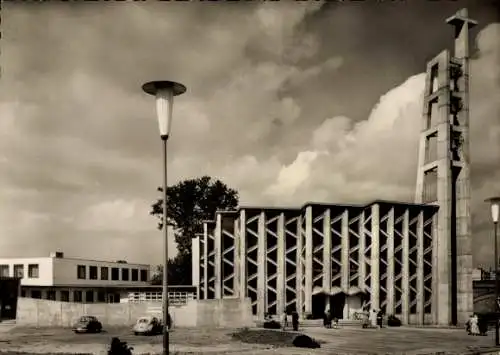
[
  {"left": 142, "top": 81, "right": 186, "bottom": 139},
  {"left": 485, "top": 196, "right": 500, "bottom": 223}
]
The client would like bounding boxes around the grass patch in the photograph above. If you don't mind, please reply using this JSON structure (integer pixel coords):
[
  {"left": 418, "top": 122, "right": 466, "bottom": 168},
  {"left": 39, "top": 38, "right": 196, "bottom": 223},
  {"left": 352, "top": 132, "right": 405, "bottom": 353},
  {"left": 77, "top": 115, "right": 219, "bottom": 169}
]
[{"left": 231, "top": 328, "right": 300, "bottom": 348}]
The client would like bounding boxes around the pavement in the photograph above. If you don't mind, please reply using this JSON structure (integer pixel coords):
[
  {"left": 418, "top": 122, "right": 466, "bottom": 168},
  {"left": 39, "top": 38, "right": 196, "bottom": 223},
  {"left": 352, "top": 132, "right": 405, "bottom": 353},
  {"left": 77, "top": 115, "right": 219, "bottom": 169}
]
[{"left": 0, "top": 324, "right": 500, "bottom": 354}]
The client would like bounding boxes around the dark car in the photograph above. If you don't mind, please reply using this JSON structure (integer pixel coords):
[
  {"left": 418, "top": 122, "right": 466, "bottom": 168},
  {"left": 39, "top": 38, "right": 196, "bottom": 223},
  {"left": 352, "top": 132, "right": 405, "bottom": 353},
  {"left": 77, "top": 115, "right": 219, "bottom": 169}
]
[{"left": 73, "top": 315, "right": 102, "bottom": 333}]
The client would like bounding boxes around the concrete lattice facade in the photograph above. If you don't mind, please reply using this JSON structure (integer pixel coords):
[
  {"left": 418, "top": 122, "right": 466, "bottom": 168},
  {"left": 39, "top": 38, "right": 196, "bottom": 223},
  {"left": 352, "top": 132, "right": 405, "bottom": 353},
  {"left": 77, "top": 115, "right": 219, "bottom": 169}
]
[
  {"left": 191, "top": 9, "right": 478, "bottom": 326},
  {"left": 193, "top": 202, "right": 440, "bottom": 325}
]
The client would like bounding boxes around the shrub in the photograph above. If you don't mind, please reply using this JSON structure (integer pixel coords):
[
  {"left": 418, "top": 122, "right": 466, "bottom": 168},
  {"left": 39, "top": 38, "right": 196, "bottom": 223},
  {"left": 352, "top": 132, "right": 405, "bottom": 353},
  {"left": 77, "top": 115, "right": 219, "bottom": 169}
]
[
  {"left": 387, "top": 314, "right": 402, "bottom": 327},
  {"left": 292, "top": 334, "right": 321, "bottom": 348},
  {"left": 263, "top": 320, "right": 282, "bottom": 329}
]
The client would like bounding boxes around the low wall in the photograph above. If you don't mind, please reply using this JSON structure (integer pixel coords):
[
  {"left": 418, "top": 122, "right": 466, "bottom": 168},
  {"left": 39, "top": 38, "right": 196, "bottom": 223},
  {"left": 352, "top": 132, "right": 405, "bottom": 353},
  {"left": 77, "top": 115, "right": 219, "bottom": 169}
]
[{"left": 16, "top": 297, "right": 254, "bottom": 329}]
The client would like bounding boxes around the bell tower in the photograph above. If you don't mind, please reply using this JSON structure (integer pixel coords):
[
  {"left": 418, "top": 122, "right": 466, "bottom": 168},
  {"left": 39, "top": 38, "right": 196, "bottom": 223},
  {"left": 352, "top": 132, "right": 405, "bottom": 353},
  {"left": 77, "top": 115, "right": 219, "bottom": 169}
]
[{"left": 414, "top": 8, "right": 477, "bottom": 325}]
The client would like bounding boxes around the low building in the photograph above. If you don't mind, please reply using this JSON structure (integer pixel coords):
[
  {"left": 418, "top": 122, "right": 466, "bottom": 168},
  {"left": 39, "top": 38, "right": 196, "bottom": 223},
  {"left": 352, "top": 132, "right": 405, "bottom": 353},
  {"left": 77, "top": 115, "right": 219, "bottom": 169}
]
[{"left": 0, "top": 252, "right": 151, "bottom": 303}]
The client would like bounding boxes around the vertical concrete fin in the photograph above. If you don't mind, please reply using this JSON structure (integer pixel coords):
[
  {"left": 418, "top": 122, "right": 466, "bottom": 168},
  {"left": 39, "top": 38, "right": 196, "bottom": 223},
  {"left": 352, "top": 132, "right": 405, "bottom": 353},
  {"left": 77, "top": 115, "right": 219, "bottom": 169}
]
[
  {"left": 304, "top": 206, "right": 313, "bottom": 315},
  {"left": 214, "top": 214, "right": 222, "bottom": 299},
  {"left": 370, "top": 204, "right": 380, "bottom": 312},
  {"left": 386, "top": 207, "right": 395, "bottom": 315},
  {"left": 257, "top": 212, "right": 267, "bottom": 319}
]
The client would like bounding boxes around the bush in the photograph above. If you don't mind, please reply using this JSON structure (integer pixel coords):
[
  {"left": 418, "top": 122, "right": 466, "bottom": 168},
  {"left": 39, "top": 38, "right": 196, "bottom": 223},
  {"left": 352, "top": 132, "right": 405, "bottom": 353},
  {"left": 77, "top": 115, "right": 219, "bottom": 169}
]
[
  {"left": 263, "top": 320, "right": 282, "bottom": 329},
  {"left": 387, "top": 315, "right": 402, "bottom": 327},
  {"left": 292, "top": 334, "right": 321, "bottom": 349}
]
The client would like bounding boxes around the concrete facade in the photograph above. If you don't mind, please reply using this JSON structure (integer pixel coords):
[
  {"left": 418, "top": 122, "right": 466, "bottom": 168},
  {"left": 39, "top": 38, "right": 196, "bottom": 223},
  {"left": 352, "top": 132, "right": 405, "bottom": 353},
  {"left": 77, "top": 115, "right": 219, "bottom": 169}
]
[
  {"left": 0, "top": 252, "right": 151, "bottom": 304},
  {"left": 414, "top": 8, "right": 476, "bottom": 325},
  {"left": 192, "top": 8, "right": 478, "bottom": 327},
  {"left": 193, "top": 201, "right": 438, "bottom": 325},
  {"left": 16, "top": 297, "right": 254, "bottom": 329}
]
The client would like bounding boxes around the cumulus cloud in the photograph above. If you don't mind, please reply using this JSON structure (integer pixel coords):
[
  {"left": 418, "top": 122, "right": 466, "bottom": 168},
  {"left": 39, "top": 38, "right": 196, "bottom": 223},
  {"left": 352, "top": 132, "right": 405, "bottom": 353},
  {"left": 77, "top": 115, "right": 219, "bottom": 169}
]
[{"left": 0, "top": 2, "right": 497, "bottom": 268}]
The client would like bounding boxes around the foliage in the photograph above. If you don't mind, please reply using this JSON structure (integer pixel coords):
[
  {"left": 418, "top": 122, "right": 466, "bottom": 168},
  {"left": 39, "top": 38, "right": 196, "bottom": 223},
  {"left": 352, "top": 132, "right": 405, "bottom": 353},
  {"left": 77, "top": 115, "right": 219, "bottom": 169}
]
[
  {"left": 150, "top": 253, "right": 192, "bottom": 286},
  {"left": 231, "top": 328, "right": 298, "bottom": 347},
  {"left": 387, "top": 314, "right": 402, "bottom": 327},
  {"left": 150, "top": 175, "right": 239, "bottom": 284}
]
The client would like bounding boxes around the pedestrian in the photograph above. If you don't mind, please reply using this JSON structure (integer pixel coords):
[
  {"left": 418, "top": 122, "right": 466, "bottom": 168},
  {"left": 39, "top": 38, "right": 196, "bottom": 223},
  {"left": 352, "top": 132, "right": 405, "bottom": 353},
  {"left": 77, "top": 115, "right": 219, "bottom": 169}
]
[
  {"left": 376, "top": 310, "right": 384, "bottom": 328},
  {"left": 332, "top": 317, "right": 339, "bottom": 329},
  {"left": 323, "top": 309, "right": 329, "bottom": 328},
  {"left": 292, "top": 311, "right": 299, "bottom": 331},
  {"left": 370, "top": 309, "right": 377, "bottom": 328},
  {"left": 281, "top": 309, "right": 288, "bottom": 330},
  {"left": 470, "top": 313, "right": 480, "bottom": 336}
]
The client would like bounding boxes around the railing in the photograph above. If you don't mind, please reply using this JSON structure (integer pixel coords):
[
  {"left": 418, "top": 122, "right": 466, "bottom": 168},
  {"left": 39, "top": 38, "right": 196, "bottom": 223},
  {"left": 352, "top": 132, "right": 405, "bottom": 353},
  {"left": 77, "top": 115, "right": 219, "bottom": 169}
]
[{"left": 127, "top": 291, "right": 195, "bottom": 305}]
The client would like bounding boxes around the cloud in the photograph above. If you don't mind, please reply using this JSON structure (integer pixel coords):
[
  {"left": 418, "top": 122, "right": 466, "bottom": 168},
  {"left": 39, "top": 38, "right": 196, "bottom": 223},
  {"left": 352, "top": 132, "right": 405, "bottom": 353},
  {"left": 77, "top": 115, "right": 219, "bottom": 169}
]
[
  {"left": 262, "top": 23, "right": 500, "bottom": 266},
  {"left": 0, "top": 2, "right": 497, "bottom": 269}
]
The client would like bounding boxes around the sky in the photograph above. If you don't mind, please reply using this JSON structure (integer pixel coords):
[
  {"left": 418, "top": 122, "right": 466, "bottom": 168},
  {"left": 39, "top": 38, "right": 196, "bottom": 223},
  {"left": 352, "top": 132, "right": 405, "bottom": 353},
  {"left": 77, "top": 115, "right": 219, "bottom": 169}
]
[{"left": 0, "top": 1, "right": 499, "bottom": 267}]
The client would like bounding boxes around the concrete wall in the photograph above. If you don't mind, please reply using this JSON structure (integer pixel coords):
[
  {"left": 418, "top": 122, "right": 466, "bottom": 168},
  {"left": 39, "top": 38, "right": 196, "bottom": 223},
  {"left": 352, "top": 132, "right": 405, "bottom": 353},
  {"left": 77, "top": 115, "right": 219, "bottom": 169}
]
[{"left": 16, "top": 297, "right": 254, "bottom": 328}]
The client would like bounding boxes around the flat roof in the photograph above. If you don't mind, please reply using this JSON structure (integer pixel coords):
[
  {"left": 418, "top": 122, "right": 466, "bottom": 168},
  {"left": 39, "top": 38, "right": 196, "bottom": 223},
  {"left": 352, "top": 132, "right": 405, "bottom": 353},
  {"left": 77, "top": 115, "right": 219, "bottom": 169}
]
[
  {"left": 210, "top": 199, "right": 439, "bottom": 222},
  {"left": 0, "top": 256, "right": 150, "bottom": 267}
]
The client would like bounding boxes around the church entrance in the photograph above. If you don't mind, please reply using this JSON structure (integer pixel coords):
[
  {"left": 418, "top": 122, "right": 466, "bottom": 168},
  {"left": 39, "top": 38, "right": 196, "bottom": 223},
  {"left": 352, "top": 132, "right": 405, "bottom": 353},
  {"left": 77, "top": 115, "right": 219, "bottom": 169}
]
[{"left": 331, "top": 293, "right": 346, "bottom": 319}]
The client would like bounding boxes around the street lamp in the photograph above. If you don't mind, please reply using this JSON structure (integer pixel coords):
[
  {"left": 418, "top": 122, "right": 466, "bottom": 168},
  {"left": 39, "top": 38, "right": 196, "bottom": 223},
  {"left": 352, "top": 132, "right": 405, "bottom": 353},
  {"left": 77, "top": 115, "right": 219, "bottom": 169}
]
[
  {"left": 142, "top": 80, "right": 186, "bottom": 355},
  {"left": 486, "top": 196, "right": 500, "bottom": 346}
]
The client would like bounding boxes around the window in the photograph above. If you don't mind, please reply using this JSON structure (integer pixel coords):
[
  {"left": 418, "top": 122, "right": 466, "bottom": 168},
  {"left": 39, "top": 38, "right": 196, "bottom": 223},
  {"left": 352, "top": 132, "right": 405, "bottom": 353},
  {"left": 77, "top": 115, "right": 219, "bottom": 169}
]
[
  {"left": 121, "top": 268, "right": 129, "bottom": 281},
  {"left": 73, "top": 290, "right": 82, "bottom": 302},
  {"left": 14, "top": 264, "right": 24, "bottom": 278},
  {"left": 0, "top": 265, "right": 9, "bottom": 277},
  {"left": 140, "top": 269, "right": 148, "bottom": 282},
  {"left": 85, "top": 290, "right": 94, "bottom": 303},
  {"left": 111, "top": 268, "right": 119, "bottom": 281},
  {"left": 89, "top": 266, "right": 98, "bottom": 280},
  {"left": 100, "top": 267, "right": 109, "bottom": 280},
  {"left": 131, "top": 269, "right": 139, "bottom": 281},
  {"left": 97, "top": 291, "right": 106, "bottom": 302},
  {"left": 47, "top": 290, "right": 56, "bottom": 300},
  {"left": 60, "top": 291, "right": 69, "bottom": 302},
  {"left": 31, "top": 290, "right": 41, "bottom": 299},
  {"left": 28, "top": 264, "right": 39, "bottom": 278},
  {"left": 77, "top": 265, "right": 86, "bottom": 279}
]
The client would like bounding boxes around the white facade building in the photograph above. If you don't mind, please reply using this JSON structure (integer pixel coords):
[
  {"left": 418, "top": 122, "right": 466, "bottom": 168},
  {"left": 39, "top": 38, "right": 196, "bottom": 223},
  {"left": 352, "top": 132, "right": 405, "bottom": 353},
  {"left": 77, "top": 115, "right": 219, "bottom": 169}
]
[{"left": 0, "top": 252, "right": 151, "bottom": 303}]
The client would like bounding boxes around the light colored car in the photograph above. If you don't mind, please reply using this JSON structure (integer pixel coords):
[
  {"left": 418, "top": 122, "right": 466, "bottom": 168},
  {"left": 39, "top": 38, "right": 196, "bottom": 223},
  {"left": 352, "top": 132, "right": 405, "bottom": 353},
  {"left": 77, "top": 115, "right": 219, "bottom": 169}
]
[{"left": 133, "top": 316, "right": 163, "bottom": 336}]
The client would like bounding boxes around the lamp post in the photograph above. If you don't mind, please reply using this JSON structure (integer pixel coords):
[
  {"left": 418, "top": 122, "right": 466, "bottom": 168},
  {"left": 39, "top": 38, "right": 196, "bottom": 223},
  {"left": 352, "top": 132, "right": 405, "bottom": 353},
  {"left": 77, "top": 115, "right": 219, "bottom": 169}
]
[
  {"left": 142, "top": 80, "right": 186, "bottom": 355},
  {"left": 486, "top": 196, "right": 500, "bottom": 346}
]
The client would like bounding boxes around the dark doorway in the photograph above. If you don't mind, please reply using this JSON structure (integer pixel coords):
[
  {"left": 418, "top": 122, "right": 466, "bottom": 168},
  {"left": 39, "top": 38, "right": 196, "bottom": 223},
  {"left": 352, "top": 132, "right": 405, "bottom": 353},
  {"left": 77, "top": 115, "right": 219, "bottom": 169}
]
[
  {"left": 0, "top": 278, "right": 20, "bottom": 321},
  {"left": 331, "top": 293, "right": 346, "bottom": 320},
  {"left": 311, "top": 293, "right": 327, "bottom": 319}
]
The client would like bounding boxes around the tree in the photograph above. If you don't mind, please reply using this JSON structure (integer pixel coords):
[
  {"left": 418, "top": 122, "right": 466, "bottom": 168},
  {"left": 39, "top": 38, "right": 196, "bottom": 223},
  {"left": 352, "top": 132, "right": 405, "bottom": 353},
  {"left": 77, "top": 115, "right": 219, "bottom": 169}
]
[{"left": 150, "top": 175, "right": 239, "bottom": 284}]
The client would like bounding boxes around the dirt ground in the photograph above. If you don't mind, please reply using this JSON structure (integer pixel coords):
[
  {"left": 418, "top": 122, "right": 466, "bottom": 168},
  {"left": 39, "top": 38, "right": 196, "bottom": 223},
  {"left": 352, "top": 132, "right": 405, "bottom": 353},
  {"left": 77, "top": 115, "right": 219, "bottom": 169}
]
[
  {"left": 0, "top": 326, "right": 274, "bottom": 355},
  {"left": 1, "top": 325, "right": 500, "bottom": 355}
]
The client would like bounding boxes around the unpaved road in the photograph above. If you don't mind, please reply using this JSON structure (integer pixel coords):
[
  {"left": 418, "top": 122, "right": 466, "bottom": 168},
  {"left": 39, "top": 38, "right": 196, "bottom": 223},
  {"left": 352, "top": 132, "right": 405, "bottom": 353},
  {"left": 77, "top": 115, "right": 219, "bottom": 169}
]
[{"left": 0, "top": 326, "right": 272, "bottom": 354}]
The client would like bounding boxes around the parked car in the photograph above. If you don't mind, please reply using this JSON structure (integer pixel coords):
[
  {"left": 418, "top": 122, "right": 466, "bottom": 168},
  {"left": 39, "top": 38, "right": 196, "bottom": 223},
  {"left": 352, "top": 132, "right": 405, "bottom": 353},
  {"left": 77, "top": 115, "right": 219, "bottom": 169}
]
[
  {"left": 73, "top": 315, "right": 102, "bottom": 333},
  {"left": 133, "top": 316, "right": 163, "bottom": 336}
]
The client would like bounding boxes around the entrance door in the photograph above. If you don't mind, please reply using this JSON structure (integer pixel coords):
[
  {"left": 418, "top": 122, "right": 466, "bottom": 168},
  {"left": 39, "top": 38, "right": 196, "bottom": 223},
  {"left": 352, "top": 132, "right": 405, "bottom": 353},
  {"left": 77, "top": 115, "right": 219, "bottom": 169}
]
[
  {"left": 344, "top": 295, "right": 363, "bottom": 319},
  {"left": 311, "top": 293, "right": 327, "bottom": 319},
  {"left": 331, "top": 293, "right": 346, "bottom": 319}
]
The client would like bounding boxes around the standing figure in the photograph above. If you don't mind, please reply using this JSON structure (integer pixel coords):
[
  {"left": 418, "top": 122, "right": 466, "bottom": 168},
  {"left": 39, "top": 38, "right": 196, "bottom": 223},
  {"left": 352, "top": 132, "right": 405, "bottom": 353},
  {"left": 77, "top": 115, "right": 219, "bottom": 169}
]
[
  {"left": 332, "top": 317, "right": 339, "bottom": 329},
  {"left": 469, "top": 313, "right": 480, "bottom": 336},
  {"left": 281, "top": 310, "right": 288, "bottom": 330},
  {"left": 323, "top": 309, "right": 330, "bottom": 328},
  {"left": 369, "top": 309, "right": 377, "bottom": 328},
  {"left": 376, "top": 310, "right": 384, "bottom": 328},
  {"left": 292, "top": 311, "right": 299, "bottom": 331}
]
